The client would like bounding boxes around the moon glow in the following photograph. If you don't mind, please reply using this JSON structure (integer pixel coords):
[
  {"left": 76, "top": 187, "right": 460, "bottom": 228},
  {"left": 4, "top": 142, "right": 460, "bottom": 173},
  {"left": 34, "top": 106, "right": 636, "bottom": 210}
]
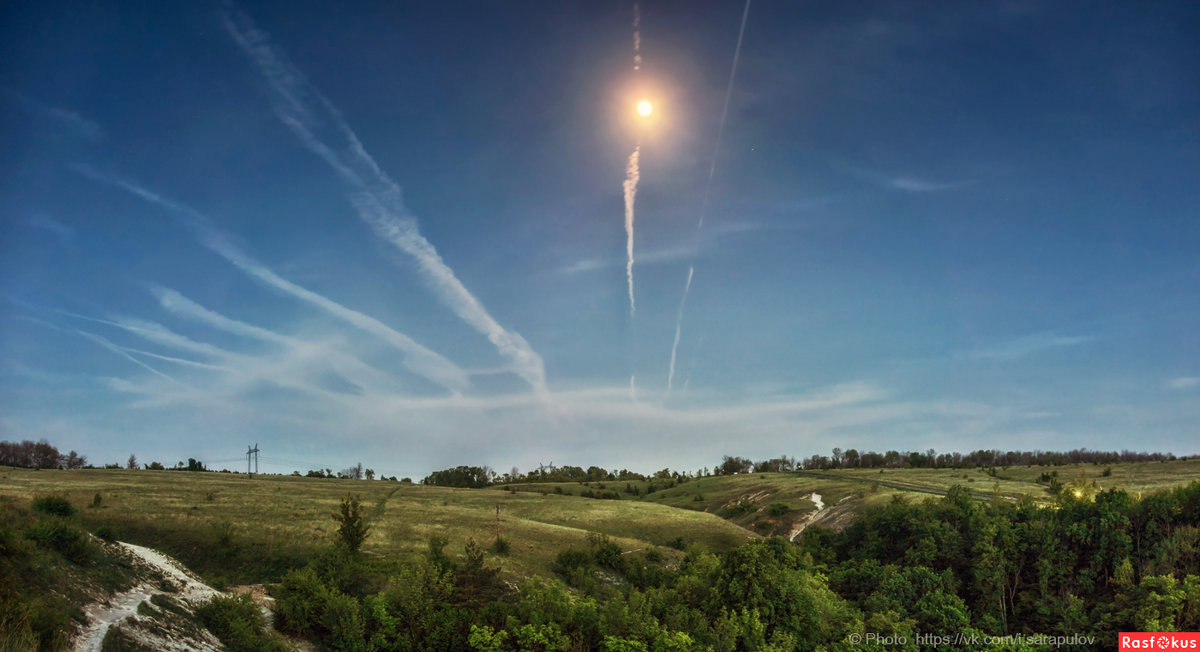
[{"left": 636, "top": 99, "right": 653, "bottom": 117}]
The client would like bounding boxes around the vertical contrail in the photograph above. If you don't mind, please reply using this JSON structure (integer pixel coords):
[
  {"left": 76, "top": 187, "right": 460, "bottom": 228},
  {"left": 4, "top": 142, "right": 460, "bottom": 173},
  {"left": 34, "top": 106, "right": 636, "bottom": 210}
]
[
  {"left": 698, "top": 0, "right": 752, "bottom": 229},
  {"left": 630, "top": 374, "right": 638, "bottom": 404},
  {"left": 633, "top": 3, "right": 641, "bottom": 71},
  {"left": 624, "top": 144, "right": 640, "bottom": 317},
  {"left": 665, "top": 266, "right": 694, "bottom": 393}
]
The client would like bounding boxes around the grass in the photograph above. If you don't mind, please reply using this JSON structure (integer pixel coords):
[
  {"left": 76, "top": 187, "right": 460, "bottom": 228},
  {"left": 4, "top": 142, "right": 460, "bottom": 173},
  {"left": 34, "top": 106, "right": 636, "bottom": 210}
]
[
  {"left": 0, "top": 469, "right": 754, "bottom": 585},
  {"left": 3, "top": 459, "right": 1197, "bottom": 587}
]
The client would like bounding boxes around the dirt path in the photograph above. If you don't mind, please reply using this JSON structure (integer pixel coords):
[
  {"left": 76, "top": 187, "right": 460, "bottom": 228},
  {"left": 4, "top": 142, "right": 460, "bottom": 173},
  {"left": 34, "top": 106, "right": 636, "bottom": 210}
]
[{"left": 74, "top": 542, "right": 221, "bottom": 652}]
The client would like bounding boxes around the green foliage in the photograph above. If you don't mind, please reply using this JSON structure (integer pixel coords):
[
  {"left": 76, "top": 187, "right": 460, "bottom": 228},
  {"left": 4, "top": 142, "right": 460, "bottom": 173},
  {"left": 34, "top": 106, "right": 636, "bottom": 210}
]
[
  {"left": 766, "top": 502, "right": 791, "bottom": 517},
  {"left": 196, "top": 593, "right": 291, "bottom": 652},
  {"left": 332, "top": 494, "right": 370, "bottom": 553},
  {"left": 25, "top": 517, "right": 92, "bottom": 564},
  {"left": 31, "top": 495, "right": 74, "bottom": 517},
  {"left": 423, "top": 465, "right": 491, "bottom": 488},
  {"left": 490, "top": 536, "right": 511, "bottom": 555}
]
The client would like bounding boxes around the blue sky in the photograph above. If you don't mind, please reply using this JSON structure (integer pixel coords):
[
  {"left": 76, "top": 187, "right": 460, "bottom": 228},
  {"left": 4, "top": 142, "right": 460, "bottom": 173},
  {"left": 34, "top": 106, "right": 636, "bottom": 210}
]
[{"left": 2, "top": 1, "right": 1197, "bottom": 477}]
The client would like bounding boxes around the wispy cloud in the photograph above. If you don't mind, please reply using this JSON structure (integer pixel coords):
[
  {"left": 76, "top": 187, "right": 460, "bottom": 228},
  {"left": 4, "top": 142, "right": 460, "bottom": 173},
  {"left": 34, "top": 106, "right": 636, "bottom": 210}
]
[
  {"left": 968, "top": 332, "right": 1096, "bottom": 361},
  {"left": 77, "top": 168, "right": 471, "bottom": 394},
  {"left": 6, "top": 89, "right": 105, "bottom": 142},
  {"left": 840, "top": 164, "right": 972, "bottom": 193},
  {"left": 23, "top": 214, "right": 76, "bottom": 245},
  {"left": 220, "top": 4, "right": 546, "bottom": 397},
  {"left": 1165, "top": 377, "right": 1199, "bottom": 391},
  {"left": 886, "top": 177, "right": 971, "bottom": 192}
]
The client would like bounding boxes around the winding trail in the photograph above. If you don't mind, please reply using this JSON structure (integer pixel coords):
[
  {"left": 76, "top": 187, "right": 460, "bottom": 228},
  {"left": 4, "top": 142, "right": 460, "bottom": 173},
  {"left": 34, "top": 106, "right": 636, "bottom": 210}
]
[{"left": 74, "top": 542, "right": 220, "bottom": 652}]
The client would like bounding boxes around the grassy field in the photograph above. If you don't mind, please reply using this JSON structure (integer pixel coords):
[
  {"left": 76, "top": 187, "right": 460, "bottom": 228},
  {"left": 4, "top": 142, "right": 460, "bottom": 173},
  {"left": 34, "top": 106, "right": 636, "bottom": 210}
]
[
  {"left": 0, "top": 468, "right": 754, "bottom": 585},
  {"left": 3, "top": 459, "right": 1197, "bottom": 585},
  {"left": 498, "top": 458, "right": 1200, "bottom": 535}
]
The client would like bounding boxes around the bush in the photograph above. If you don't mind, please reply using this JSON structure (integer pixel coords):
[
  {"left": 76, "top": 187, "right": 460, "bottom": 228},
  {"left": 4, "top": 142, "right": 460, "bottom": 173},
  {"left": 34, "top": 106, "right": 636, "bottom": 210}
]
[
  {"left": 767, "top": 502, "right": 791, "bottom": 517},
  {"left": 333, "top": 494, "right": 370, "bottom": 553},
  {"left": 25, "top": 517, "right": 92, "bottom": 563},
  {"left": 554, "top": 549, "right": 591, "bottom": 575},
  {"left": 196, "top": 594, "right": 290, "bottom": 652},
  {"left": 31, "top": 495, "right": 74, "bottom": 517},
  {"left": 490, "top": 537, "right": 511, "bottom": 555}
]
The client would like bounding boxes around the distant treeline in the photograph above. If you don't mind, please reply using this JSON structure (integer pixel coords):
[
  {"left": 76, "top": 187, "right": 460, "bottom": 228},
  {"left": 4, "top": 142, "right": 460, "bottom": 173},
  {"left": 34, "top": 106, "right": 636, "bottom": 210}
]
[
  {"left": 424, "top": 464, "right": 687, "bottom": 488},
  {"left": 422, "top": 448, "right": 1185, "bottom": 489},
  {"left": 0, "top": 439, "right": 87, "bottom": 470}
]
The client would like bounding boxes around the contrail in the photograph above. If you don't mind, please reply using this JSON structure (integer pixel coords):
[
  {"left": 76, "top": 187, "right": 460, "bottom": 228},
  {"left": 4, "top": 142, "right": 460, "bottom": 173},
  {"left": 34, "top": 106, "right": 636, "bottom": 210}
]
[
  {"left": 77, "top": 169, "right": 472, "bottom": 394},
  {"left": 665, "top": 266, "right": 693, "bottom": 393},
  {"left": 633, "top": 3, "right": 641, "bottom": 71},
  {"left": 629, "top": 374, "right": 638, "bottom": 404},
  {"left": 76, "top": 329, "right": 183, "bottom": 386},
  {"left": 623, "top": 145, "right": 640, "bottom": 317},
  {"left": 221, "top": 4, "right": 547, "bottom": 397},
  {"left": 698, "top": 0, "right": 751, "bottom": 229}
]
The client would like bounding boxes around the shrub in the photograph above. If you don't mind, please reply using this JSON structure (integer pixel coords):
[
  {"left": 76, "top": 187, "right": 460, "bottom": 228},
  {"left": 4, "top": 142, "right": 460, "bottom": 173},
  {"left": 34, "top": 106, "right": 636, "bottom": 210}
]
[
  {"left": 665, "top": 536, "right": 686, "bottom": 550},
  {"left": 554, "top": 549, "right": 591, "bottom": 574},
  {"left": 333, "top": 494, "right": 370, "bottom": 553},
  {"left": 644, "top": 548, "right": 663, "bottom": 563},
  {"left": 25, "top": 517, "right": 92, "bottom": 563},
  {"left": 31, "top": 495, "right": 74, "bottom": 517},
  {"left": 196, "top": 594, "right": 290, "bottom": 652},
  {"left": 767, "top": 502, "right": 791, "bottom": 517},
  {"left": 91, "top": 493, "right": 102, "bottom": 508},
  {"left": 490, "top": 537, "right": 511, "bottom": 555},
  {"left": 94, "top": 525, "right": 117, "bottom": 542}
]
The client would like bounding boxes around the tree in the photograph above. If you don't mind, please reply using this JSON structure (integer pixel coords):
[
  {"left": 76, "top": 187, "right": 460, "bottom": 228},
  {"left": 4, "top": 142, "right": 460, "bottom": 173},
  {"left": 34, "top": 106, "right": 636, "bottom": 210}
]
[
  {"left": 333, "top": 494, "right": 370, "bottom": 552},
  {"left": 127, "top": 454, "right": 138, "bottom": 470},
  {"left": 365, "top": 468, "right": 375, "bottom": 481}
]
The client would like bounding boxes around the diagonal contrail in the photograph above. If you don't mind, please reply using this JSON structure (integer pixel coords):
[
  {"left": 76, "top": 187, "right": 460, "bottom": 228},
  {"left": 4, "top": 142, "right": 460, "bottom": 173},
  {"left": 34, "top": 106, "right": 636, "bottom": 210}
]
[
  {"left": 78, "top": 168, "right": 472, "bottom": 394},
  {"left": 667, "top": 0, "right": 751, "bottom": 395},
  {"left": 221, "top": 4, "right": 547, "bottom": 397},
  {"left": 665, "top": 266, "right": 694, "bottom": 393},
  {"left": 623, "top": 145, "right": 640, "bottom": 317},
  {"left": 698, "top": 0, "right": 751, "bottom": 229}
]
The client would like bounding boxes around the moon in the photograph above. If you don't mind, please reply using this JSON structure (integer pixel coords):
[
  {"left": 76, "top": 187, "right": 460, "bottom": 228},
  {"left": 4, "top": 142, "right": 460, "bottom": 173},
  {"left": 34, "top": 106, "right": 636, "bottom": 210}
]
[{"left": 636, "top": 99, "right": 653, "bottom": 117}]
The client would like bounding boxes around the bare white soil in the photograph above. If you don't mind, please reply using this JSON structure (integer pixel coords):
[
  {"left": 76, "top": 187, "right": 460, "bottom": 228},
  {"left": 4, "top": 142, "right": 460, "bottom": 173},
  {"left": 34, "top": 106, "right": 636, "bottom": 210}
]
[
  {"left": 788, "top": 493, "right": 825, "bottom": 542},
  {"left": 73, "top": 541, "right": 222, "bottom": 652}
]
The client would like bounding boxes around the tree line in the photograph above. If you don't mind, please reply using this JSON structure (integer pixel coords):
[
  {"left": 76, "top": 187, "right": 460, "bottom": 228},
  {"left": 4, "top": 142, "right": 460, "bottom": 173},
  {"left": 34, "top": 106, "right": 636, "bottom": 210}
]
[
  {"left": 0, "top": 439, "right": 87, "bottom": 470},
  {"left": 419, "top": 448, "right": 1186, "bottom": 489}
]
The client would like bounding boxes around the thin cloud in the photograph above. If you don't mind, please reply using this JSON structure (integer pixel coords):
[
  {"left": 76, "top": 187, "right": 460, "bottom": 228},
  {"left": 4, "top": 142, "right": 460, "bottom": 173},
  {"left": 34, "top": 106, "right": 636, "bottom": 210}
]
[
  {"left": 969, "top": 332, "right": 1095, "bottom": 361},
  {"left": 24, "top": 215, "right": 76, "bottom": 245},
  {"left": 840, "top": 164, "right": 973, "bottom": 193},
  {"left": 6, "top": 89, "right": 106, "bottom": 142},
  {"left": 1165, "top": 377, "right": 1199, "bottom": 391},
  {"left": 220, "top": 4, "right": 546, "bottom": 397}
]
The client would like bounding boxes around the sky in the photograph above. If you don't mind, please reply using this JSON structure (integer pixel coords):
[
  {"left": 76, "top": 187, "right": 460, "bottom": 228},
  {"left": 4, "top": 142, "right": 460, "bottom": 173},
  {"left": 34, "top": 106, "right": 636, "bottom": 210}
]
[{"left": 1, "top": 1, "right": 1198, "bottom": 478}]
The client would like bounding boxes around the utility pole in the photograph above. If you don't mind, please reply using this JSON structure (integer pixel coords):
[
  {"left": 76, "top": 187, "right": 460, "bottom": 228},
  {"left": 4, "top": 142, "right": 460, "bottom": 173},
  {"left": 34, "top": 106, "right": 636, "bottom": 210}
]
[
  {"left": 246, "top": 443, "right": 259, "bottom": 478},
  {"left": 495, "top": 502, "right": 502, "bottom": 541}
]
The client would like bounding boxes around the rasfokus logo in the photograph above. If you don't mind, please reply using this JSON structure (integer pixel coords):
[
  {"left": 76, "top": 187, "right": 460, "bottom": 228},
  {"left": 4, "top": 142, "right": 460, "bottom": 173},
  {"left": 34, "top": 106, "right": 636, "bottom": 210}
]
[{"left": 1120, "top": 633, "right": 1200, "bottom": 650}]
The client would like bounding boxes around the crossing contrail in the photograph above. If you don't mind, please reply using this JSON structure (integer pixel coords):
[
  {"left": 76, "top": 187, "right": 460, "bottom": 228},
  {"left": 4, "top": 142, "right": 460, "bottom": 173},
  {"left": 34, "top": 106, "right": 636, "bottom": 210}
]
[
  {"left": 665, "top": 266, "right": 694, "bottom": 393},
  {"left": 698, "top": 0, "right": 751, "bottom": 229},
  {"left": 624, "top": 145, "right": 640, "bottom": 317},
  {"left": 667, "top": 0, "right": 751, "bottom": 394}
]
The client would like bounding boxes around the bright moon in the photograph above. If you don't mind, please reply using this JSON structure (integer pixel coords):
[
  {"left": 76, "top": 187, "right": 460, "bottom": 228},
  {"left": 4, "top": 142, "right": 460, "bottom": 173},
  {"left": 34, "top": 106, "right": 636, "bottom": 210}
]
[{"left": 636, "top": 99, "right": 653, "bottom": 117}]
